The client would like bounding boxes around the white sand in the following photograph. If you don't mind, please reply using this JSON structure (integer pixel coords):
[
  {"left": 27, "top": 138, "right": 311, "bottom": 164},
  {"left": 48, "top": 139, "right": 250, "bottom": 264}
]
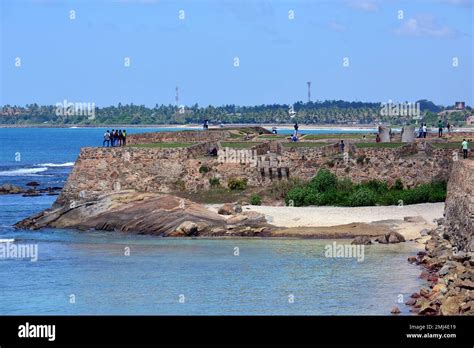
[{"left": 238, "top": 202, "right": 444, "bottom": 228}]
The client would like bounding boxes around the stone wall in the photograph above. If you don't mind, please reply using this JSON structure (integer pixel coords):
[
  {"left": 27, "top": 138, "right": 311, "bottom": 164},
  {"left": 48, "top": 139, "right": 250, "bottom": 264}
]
[
  {"left": 444, "top": 160, "right": 474, "bottom": 251},
  {"left": 56, "top": 140, "right": 456, "bottom": 207}
]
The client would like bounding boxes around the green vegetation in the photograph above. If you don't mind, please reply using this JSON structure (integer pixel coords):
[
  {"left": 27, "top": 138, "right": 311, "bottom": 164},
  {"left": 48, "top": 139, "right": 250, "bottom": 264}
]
[
  {"left": 282, "top": 142, "right": 330, "bottom": 148},
  {"left": 3, "top": 99, "right": 469, "bottom": 126},
  {"left": 284, "top": 169, "right": 446, "bottom": 207},
  {"left": 199, "top": 165, "right": 210, "bottom": 174},
  {"left": 227, "top": 177, "right": 248, "bottom": 190},
  {"left": 431, "top": 142, "right": 464, "bottom": 149},
  {"left": 209, "top": 176, "right": 220, "bottom": 187},
  {"left": 303, "top": 134, "right": 375, "bottom": 140},
  {"left": 258, "top": 135, "right": 287, "bottom": 139},
  {"left": 250, "top": 193, "right": 262, "bottom": 205},
  {"left": 131, "top": 142, "right": 193, "bottom": 148},
  {"left": 355, "top": 142, "right": 404, "bottom": 148},
  {"left": 220, "top": 142, "right": 260, "bottom": 149}
]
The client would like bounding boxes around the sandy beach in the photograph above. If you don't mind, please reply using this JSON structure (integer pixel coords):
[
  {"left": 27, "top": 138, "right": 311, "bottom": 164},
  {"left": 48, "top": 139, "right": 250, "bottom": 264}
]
[{"left": 207, "top": 202, "right": 444, "bottom": 241}]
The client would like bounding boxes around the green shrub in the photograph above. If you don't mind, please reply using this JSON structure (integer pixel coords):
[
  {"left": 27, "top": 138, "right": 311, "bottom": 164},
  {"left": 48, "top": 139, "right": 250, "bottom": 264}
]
[
  {"left": 309, "top": 169, "right": 337, "bottom": 193},
  {"left": 347, "top": 188, "right": 377, "bottom": 207},
  {"left": 285, "top": 187, "right": 307, "bottom": 207},
  {"left": 393, "top": 178, "right": 404, "bottom": 190},
  {"left": 209, "top": 177, "right": 220, "bottom": 187},
  {"left": 250, "top": 193, "right": 262, "bottom": 205},
  {"left": 361, "top": 180, "right": 388, "bottom": 194},
  {"left": 337, "top": 178, "right": 354, "bottom": 192},
  {"left": 269, "top": 177, "right": 306, "bottom": 200},
  {"left": 227, "top": 177, "right": 248, "bottom": 190},
  {"left": 199, "top": 165, "right": 210, "bottom": 174}
]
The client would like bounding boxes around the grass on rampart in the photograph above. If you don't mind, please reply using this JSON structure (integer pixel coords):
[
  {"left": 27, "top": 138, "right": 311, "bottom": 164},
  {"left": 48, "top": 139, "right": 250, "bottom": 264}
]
[
  {"left": 220, "top": 142, "right": 261, "bottom": 149},
  {"left": 303, "top": 134, "right": 375, "bottom": 140},
  {"left": 130, "top": 142, "right": 194, "bottom": 148},
  {"left": 355, "top": 142, "right": 404, "bottom": 148},
  {"left": 282, "top": 142, "right": 331, "bottom": 148}
]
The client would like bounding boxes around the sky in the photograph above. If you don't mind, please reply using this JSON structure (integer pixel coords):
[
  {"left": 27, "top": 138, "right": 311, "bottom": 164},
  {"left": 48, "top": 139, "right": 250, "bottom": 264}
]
[{"left": 0, "top": 0, "right": 473, "bottom": 107}]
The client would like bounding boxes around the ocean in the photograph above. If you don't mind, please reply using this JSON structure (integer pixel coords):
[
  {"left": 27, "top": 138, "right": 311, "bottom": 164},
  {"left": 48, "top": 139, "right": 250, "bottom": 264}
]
[{"left": 0, "top": 127, "right": 424, "bottom": 315}]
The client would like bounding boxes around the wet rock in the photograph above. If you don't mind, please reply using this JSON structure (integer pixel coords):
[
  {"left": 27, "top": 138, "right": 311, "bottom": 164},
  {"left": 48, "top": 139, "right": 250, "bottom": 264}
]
[
  {"left": 405, "top": 298, "right": 417, "bottom": 306},
  {"left": 458, "top": 279, "right": 474, "bottom": 290},
  {"left": 26, "top": 181, "right": 40, "bottom": 187},
  {"left": 176, "top": 221, "right": 199, "bottom": 236},
  {"left": 351, "top": 236, "right": 372, "bottom": 245},
  {"left": 410, "top": 292, "right": 421, "bottom": 299},
  {"left": 390, "top": 306, "right": 401, "bottom": 314},
  {"left": 407, "top": 256, "right": 417, "bottom": 264},
  {"left": 387, "top": 231, "right": 405, "bottom": 243},
  {"left": 0, "top": 183, "right": 24, "bottom": 194},
  {"left": 418, "top": 303, "right": 438, "bottom": 315},
  {"left": 440, "top": 295, "right": 462, "bottom": 315},
  {"left": 420, "top": 288, "right": 430, "bottom": 298},
  {"left": 375, "top": 235, "right": 388, "bottom": 244}
]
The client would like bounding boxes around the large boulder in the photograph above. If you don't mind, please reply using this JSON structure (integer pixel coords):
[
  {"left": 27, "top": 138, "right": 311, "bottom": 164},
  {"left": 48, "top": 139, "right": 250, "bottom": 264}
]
[{"left": 0, "top": 183, "right": 24, "bottom": 194}]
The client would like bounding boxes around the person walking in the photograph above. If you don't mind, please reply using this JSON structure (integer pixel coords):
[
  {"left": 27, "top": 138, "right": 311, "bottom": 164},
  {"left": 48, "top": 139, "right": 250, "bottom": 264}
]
[
  {"left": 447, "top": 122, "right": 451, "bottom": 134},
  {"left": 422, "top": 123, "right": 427, "bottom": 138},
  {"left": 438, "top": 119, "right": 443, "bottom": 137},
  {"left": 339, "top": 140, "right": 345, "bottom": 153},
  {"left": 122, "top": 129, "right": 127, "bottom": 146},
  {"left": 103, "top": 130, "right": 110, "bottom": 147},
  {"left": 294, "top": 122, "right": 299, "bottom": 136},
  {"left": 462, "top": 139, "right": 469, "bottom": 159}
]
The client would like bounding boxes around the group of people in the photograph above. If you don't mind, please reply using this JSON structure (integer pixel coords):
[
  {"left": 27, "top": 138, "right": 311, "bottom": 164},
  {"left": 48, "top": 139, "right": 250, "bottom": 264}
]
[
  {"left": 417, "top": 120, "right": 452, "bottom": 138},
  {"left": 103, "top": 129, "right": 127, "bottom": 147}
]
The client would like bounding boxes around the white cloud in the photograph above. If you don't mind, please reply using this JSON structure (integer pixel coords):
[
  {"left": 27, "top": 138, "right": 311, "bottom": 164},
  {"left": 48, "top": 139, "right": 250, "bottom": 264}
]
[
  {"left": 346, "top": 0, "right": 379, "bottom": 12},
  {"left": 394, "top": 15, "right": 457, "bottom": 38}
]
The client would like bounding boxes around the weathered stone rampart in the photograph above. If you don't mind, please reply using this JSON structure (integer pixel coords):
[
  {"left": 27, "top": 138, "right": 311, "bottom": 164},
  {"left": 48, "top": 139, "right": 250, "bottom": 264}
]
[
  {"left": 444, "top": 159, "right": 474, "bottom": 251},
  {"left": 55, "top": 139, "right": 458, "bottom": 209}
]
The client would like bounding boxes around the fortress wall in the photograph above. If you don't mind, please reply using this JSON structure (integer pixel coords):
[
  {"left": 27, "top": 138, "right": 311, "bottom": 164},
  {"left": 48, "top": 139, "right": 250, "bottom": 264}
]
[
  {"left": 444, "top": 160, "right": 474, "bottom": 251},
  {"left": 55, "top": 143, "right": 455, "bottom": 207}
]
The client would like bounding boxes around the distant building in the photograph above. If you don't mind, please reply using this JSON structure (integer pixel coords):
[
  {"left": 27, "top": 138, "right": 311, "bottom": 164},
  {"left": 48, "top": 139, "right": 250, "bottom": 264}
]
[{"left": 455, "top": 101, "right": 465, "bottom": 110}]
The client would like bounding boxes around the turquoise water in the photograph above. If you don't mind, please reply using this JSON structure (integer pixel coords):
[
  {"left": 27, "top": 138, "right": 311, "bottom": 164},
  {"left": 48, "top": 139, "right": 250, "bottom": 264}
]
[{"left": 0, "top": 127, "right": 423, "bottom": 315}]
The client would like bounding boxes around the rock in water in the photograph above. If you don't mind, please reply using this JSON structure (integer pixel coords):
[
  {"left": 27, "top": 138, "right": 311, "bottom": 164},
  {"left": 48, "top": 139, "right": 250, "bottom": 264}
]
[
  {"left": 351, "top": 236, "right": 372, "bottom": 245},
  {"left": 387, "top": 231, "right": 405, "bottom": 243},
  {"left": 390, "top": 306, "right": 401, "bottom": 314},
  {"left": 0, "top": 183, "right": 24, "bottom": 194}
]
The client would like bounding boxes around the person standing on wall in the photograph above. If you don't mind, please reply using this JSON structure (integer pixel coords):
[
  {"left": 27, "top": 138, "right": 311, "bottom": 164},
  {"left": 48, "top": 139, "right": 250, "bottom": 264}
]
[
  {"left": 422, "top": 123, "right": 427, "bottom": 138},
  {"left": 462, "top": 139, "right": 469, "bottom": 159},
  {"left": 103, "top": 130, "right": 110, "bottom": 147},
  {"left": 438, "top": 119, "right": 443, "bottom": 137}
]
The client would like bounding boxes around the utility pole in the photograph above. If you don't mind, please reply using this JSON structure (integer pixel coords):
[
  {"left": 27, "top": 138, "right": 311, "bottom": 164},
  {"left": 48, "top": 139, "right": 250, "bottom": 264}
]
[{"left": 307, "top": 81, "right": 311, "bottom": 103}]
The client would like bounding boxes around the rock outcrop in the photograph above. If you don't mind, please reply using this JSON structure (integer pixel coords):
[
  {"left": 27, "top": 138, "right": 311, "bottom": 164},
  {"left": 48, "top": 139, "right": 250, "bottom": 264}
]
[{"left": 15, "top": 191, "right": 273, "bottom": 237}]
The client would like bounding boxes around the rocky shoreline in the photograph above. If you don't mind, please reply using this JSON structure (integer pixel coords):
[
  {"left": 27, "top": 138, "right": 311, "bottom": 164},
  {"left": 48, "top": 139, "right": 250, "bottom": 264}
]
[
  {"left": 405, "top": 219, "right": 473, "bottom": 315},
  {"left": 0, "top": 183, "right": 62, "bottom": 197}
]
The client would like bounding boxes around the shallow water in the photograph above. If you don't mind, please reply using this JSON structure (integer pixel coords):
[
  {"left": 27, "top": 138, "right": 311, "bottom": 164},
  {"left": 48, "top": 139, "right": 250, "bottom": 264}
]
[{"left": 0, "top": 194, "right": 425, "bottom": 315}]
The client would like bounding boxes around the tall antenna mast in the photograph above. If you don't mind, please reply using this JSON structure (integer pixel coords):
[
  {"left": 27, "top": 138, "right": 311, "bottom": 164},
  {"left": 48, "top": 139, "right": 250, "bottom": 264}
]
[
  {"left": 307, "top": 81, "right": 311, "bottom": 103},
  {"left": 175, "top": 86, "right": 179, "bottom": 106}
]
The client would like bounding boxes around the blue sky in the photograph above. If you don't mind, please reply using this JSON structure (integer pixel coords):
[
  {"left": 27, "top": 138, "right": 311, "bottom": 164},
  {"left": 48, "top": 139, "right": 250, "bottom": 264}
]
[{"left": 0, "top": 0, "right": 472, "bottom": 107}]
